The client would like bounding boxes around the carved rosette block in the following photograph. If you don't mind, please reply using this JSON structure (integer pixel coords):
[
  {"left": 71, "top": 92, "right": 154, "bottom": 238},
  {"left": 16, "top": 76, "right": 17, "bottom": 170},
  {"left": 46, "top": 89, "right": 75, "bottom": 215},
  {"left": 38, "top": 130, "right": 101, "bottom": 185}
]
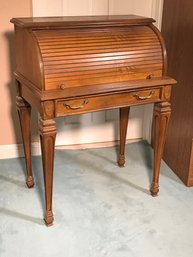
[
  {"left": 16, "top": 96, "right": 35, "bottom": 188},
  {"left": 118, "top": 107, "right": 130, "bottom": 167},
  {"left": 151, "top": 102, "right": 171, "bottom": 196},
  {"left": 39, "top": 118, "right": 56, "bottom": 226}
]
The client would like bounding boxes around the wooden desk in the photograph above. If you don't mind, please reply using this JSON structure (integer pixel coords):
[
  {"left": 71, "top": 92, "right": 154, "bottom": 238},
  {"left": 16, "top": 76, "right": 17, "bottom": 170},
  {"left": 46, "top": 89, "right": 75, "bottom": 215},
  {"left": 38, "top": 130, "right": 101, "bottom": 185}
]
[{"left": 11, "top": 15, "right": 176, "bottom": 226}]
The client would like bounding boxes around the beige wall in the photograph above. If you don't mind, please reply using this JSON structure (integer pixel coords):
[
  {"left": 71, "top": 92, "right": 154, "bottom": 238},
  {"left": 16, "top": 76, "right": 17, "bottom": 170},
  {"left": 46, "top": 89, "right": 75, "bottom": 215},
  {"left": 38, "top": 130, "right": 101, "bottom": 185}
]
[{"left": 0, "top": 0, "right": 32, "bottom": 145}]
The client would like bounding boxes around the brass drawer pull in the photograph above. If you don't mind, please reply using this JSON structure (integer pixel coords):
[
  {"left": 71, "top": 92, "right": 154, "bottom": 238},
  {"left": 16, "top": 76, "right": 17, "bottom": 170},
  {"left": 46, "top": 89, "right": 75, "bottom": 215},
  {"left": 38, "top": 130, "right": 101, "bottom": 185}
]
[
  {"left": 133, "top": 90, "right": 154, "bottom": 100},
  {"left": 64, "top": 99, "right": 89, "bottom": 110}
]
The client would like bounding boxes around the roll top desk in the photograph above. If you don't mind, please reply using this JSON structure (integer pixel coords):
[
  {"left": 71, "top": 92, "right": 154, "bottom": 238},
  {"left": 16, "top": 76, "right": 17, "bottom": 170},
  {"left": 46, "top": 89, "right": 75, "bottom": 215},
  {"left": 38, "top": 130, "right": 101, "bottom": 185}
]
[{"left": 10, "top": 15, "right": 176, "bottom": 226}]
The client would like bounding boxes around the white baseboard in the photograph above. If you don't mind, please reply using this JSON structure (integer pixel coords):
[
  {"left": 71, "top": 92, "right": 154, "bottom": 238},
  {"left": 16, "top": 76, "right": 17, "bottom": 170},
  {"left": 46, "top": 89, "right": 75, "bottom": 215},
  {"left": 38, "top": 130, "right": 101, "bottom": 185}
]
[
  {"left": 0, "top": 138, "right": 142, "bottom": 159},
  {"left": 56, "top": 138, "right": 141, "bottom": 150},
  {"left": 0, "top": 142, "right": 41, "bottom": 159}
]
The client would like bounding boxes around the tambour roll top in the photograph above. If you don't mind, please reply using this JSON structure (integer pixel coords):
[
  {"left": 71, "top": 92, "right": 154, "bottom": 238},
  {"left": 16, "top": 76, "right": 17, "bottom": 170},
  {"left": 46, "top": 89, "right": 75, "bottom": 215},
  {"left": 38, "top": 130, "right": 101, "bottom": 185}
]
[{"left": 11, "top": 15, "right": 166, "bottom": 95}]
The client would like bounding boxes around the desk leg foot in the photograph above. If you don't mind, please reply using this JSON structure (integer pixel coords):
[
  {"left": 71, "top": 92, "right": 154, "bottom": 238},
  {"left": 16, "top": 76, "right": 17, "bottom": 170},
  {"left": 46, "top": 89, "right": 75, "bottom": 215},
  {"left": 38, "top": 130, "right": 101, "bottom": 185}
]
[
  {"left": 118, "top": 107, "right": 130, "bottom": 167},
  {"left": 16, "top": 96, "right": 34, "bottom": 187},
  {"left": 39, "top": 118, "right": 56, "bottom": 226},
  {"left": 118, "top": 154, "right": 125, "bottom": 167},
  {"left": 44, "top": 210, "right": 54, "bottom": 226},
  {"left": 151, "top": 102, "right": 171, "bottom": 195},
  {"left": 150, "top": 182, "right": 159, "bottom": 196},
  {"left": 26, "top": 176, "right": 35, "bottom": 188}
]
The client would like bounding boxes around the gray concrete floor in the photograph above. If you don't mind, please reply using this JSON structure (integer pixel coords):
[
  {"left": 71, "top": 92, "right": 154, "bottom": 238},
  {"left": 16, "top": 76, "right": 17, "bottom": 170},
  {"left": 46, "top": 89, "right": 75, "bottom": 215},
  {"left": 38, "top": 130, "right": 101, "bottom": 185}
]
[{"left": 0, "top": 141, "right": 193, "bottom": 257}]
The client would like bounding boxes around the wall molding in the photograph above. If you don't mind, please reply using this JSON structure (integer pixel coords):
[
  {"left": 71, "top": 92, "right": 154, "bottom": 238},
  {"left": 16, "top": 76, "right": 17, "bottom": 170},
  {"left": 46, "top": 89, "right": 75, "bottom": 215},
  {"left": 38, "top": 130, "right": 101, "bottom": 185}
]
[
  {"left": 151, "top": 0, "right": 164, "bottom": 29},
  {"left": 0, "top": 142, "right": 41, "bottom": 159}
]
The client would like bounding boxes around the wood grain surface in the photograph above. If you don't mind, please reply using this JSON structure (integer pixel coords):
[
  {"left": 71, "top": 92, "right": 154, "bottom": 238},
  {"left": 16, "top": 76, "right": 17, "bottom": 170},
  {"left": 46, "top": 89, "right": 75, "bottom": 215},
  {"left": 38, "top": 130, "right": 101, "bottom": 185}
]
[{"left": 162, "top": 0, "right": 193, "bottom": 186}]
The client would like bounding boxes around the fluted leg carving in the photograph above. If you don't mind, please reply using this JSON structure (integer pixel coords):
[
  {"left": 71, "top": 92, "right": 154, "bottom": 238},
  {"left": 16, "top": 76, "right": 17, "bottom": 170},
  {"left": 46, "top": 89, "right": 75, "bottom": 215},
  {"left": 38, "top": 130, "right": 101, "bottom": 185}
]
[
  {"left": 39, "top": 118, "right": 56, "bottom": 226},
  {"left": 151, "top": 102, "right": 171, "bottom": 196},
  {"left": 16, "top": 96, "right": 34, "bottom": 188},
  {"left": 118, "top": 107, "right": 130, "bottom": 167}
]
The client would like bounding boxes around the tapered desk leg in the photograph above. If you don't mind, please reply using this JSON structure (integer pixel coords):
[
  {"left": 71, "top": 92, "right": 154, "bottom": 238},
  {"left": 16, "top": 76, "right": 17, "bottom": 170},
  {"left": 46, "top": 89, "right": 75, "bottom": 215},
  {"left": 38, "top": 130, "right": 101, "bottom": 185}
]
[
  {"left": 151, "top": 102, "right": 171, "bottom": 196},
  {"left": 16, "top": 96, "right": 34, "bottom": 188},
  {"left": 39, "top": 118, "right": 56, "bottom": 226},
  {"left": 118, "top": 107, "right": 130, "bottom": 167}
]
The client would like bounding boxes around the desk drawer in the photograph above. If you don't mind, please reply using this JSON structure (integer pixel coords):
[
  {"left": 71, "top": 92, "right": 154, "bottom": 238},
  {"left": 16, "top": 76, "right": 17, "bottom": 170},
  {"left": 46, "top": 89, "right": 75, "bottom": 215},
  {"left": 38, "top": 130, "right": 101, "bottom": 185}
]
[{"left": 55, "top": 88, "right": 161, "bottom": 117}]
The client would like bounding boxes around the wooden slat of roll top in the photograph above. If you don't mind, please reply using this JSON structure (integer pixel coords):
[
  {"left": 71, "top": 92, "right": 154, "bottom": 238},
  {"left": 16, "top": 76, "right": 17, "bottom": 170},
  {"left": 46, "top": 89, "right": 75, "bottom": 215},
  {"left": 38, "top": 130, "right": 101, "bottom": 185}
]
[
  {"left": 40, "top": 41, "right": 159, "bottom": 53},
  {"left": 45, "top": 63, "right": 162, "bottom": 81},
  {"left": 39, "top": 34, "right": 157, "bottom": 44},
  {"left": 41, "top": 44, "right": 157, "bottom": 54},
  {"left": 44, "top": 59, "right": 162, "bottom": 89},
  {"left": 38, "top": 36, "right": 157, "bottom": 47},
  {"left": 46, "top": 71, "right": 161, "bottom": 90},
  {"left": 45, "top": 70, "right": 162, "bottom": 90},
  {"left": 38, "top": 34, "right": 156, "bottom": 43},
  {"left": 42, "top": 49, "right": 162, "bottom": 64},
  {"left": 39, "top": 39, "right": 158, "bottom": 51},
  {"left": 34, "top": 25, "right": 153, "bottom": 38},
  {"left": 45, "top": 65, "right": 162, "bottom": 83},
  {"left": 44, "top": 54, "right": 162, "bottom": 70},
  {"left": 42, "top": 52, "right": 161, "bottom": 66},
  {"left": 39, "top": 38, "right": 156, "bottom": 48},
  {"left": 35, "top": 26, "right": 162, "bottom": 90},
  {"left": 44, "top": 62, "right": 162, "bottom": 78},
  {"left": 41, "top": 44, "right": 160, "bottom": 58},
  {"left": 44, "top": 60, "right": 162, "bottom": 77},
  {"left": 36, "top": 28, "right": 157, "bottom": 46},
  {"left": 44, "top": 62, "right": 163, "bottom": 88},
  {"left": 37, "top": 30, "right": 154, "bottom": 39},
  {"left": 43, "top": 52, "right": 162, "bottom": 67}
]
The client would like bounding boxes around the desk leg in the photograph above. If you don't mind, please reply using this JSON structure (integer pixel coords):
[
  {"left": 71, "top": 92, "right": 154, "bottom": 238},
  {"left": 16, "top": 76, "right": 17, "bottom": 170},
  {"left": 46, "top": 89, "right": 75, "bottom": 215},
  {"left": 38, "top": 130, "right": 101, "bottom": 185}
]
[
  {"left": 39, "top": 118, "right": 56, "bottom": 226},
  {"left": 118, "top": 107, "right": 130, "bottom": 167},
  {"left": 151, "top": 102, "right": 171, "bottom": 196},
  {"left": 16, "top": 96, "right": 34, "bottom": 188}
]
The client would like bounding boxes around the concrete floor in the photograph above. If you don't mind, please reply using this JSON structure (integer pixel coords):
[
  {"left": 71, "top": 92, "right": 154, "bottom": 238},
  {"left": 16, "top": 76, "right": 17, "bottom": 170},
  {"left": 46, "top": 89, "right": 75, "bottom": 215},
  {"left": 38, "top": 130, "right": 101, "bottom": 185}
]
[{"left": 0, "top": 141, "right": 193, "bottom": 257}]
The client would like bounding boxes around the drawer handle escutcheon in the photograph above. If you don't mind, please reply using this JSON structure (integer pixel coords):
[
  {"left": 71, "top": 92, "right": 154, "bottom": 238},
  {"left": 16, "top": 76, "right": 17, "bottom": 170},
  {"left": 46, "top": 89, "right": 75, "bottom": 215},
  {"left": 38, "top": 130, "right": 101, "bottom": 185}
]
[
  {"left": 64, "top": 99, "right": 89, "bottom": 110},
  {"left": 60, "top": 84, "right": 65, "bottom": 90},
  {"left": 133, "top": 90, "right": 155, "bottom": 100}
]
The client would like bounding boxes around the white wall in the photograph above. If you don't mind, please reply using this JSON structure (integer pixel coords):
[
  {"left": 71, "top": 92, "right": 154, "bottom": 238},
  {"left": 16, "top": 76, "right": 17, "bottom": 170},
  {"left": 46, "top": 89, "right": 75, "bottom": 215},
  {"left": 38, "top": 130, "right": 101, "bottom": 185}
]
[{"left": 33, "top": 0, "right": 164, "bottom": 147}]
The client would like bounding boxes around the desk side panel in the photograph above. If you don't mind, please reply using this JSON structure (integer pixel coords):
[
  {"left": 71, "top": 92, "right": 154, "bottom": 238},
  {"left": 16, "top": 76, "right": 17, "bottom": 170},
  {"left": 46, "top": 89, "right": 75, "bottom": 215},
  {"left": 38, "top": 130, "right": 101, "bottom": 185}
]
[{"left": 14, "top": 26, "right": 44, "bottom": 90}]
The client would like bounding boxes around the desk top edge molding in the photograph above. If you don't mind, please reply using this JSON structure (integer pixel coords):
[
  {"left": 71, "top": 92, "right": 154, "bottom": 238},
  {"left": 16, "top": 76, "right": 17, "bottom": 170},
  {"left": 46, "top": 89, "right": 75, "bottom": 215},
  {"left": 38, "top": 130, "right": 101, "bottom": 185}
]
[{"left": 10, "top": 15, "right": 155, "bottom": 28}]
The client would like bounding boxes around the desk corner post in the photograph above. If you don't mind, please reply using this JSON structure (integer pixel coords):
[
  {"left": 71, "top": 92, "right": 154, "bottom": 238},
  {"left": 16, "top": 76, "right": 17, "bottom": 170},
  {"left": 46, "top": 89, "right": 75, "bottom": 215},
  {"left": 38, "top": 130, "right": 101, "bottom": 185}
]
[
  {"left": 151, "top": 101, "right": 171, "bottom": 196},
  {"left": 39, "top": 117, "right": 56, "bottom": 226}
]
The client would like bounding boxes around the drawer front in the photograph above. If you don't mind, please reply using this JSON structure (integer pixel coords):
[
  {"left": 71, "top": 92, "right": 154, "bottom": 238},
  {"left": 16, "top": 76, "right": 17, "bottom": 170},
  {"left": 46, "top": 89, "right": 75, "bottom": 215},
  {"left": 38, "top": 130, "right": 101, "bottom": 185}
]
[{"left": 55, "top": 88, "right": 161, "bottom": 117}]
